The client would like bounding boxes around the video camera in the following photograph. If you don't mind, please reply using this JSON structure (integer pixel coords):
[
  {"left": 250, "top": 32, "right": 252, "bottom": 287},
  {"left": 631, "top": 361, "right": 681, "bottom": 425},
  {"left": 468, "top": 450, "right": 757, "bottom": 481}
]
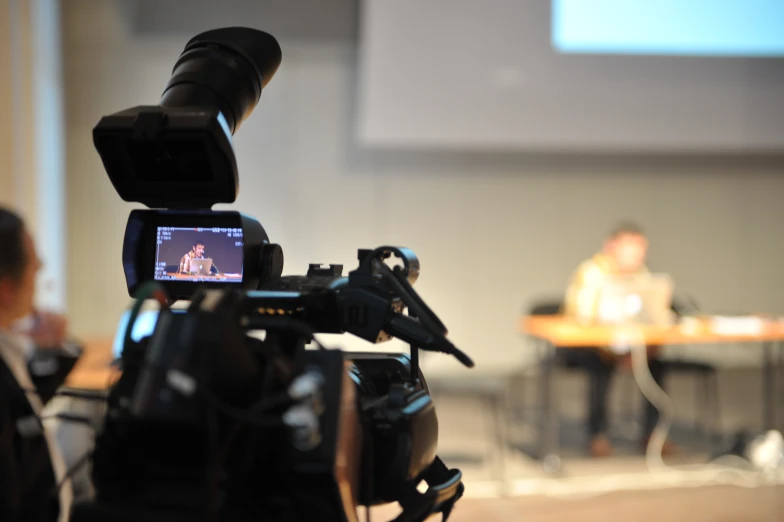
[{"left": 71, "top": 28, "right": 473, "bottom": 522}]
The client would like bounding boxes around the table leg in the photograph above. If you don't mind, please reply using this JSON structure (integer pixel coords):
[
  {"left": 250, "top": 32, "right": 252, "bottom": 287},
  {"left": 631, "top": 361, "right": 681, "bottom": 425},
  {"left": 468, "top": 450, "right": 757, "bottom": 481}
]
[
  {"left": 492, "top": 390, "right": 509, "bottom": 494},
  {"left": 538, "top": 339, "right": 561, "bottom": 473},
  {"left": 777, "top": 340, "right": 783, "bottom": 432},
  {"left": 763, "top": 341, "right": 774, "bottom": 431},
  {"left": 537, "top": 338, "right": 550, "bottom": 459}
]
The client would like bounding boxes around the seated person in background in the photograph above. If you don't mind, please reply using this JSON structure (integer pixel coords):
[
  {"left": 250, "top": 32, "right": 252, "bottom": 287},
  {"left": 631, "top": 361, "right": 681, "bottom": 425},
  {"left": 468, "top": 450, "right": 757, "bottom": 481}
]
[
  {"left": 0, "top": 207, "right": 76, "bottom": 522},
  {"left": 178, "top": 239, "right": 218, "bottom": 275},
  {"left": 562, "top": 221, "right": 674, "bottom": 457}
]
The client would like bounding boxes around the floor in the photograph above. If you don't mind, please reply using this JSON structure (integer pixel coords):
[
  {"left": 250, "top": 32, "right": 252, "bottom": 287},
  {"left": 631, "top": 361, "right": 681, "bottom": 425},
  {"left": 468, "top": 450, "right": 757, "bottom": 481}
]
[
  {"left": 49, "top": 364, "right": 783, "bottom": 521},
  {"left": 403, "top": 365, "right": 784, "bottom": 522},
  {"left": 368, "top": 485, "right": 784, "bottom": 522},
  {"left": 432, "top": 365, "right": 783, "bottom": 466}
]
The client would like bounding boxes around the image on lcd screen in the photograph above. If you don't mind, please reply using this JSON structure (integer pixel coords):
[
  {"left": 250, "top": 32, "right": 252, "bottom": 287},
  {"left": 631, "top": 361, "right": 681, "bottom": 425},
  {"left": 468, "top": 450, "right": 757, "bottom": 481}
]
[{"left": 154, "top": 226, "right": 243, "bottom": 283}]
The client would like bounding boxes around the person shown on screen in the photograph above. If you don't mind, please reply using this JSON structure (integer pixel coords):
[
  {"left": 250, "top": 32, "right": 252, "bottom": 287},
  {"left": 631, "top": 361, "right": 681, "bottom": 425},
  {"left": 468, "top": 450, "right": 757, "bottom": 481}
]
[
  {"left": 178, "top": 240, "right": 218, "bottom": 275},
  {"left": 562, "top": 222, "right": 674, "bottom": 458}
]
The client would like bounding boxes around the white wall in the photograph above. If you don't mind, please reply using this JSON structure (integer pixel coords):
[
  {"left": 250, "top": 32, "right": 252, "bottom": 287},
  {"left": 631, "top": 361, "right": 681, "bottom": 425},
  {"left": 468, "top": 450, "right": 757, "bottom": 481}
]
[
  {"left": 1, "top": 0, "right": 67, "bottom": 311},
  {"left": 63, "top": 0, "right": 784, "bottom": 373}
]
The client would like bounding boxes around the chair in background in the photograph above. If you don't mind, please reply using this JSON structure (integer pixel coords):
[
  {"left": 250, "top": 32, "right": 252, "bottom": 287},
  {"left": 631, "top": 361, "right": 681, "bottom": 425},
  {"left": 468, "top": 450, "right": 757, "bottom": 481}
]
[
  {"left": 667, "top": 295, "right": 722, "bottom": 450},
  {"left": 616, "top": 359, "right": 720, "bottom": 451},
  {"left": 666, "top": 360, "right": 720, "bottom": 448},
  {"left": 425, "top": 373, "right": 513, "bottom": 492}
]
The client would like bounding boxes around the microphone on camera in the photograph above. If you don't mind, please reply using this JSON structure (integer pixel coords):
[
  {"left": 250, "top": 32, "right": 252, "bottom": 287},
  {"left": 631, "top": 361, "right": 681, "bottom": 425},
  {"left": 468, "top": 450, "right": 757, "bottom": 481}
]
[{"left": 386, "top": 314, "right": 474, "bottom": 368}]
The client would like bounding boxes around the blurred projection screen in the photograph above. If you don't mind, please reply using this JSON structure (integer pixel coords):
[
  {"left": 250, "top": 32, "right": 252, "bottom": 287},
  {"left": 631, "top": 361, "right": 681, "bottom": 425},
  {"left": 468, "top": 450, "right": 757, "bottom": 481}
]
[
  {"left": 553, "top": 0, "right": 784, "bottom": 57},
  {"left": 356, "top": 0, "right": 784, "bottom": 152}
]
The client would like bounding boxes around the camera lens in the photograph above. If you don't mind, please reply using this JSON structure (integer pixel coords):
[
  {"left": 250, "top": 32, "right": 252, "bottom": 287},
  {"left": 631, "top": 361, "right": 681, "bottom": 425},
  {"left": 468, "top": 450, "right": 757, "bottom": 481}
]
[{"left": 159, "top": 27, "right": 282, "bottom": 134}]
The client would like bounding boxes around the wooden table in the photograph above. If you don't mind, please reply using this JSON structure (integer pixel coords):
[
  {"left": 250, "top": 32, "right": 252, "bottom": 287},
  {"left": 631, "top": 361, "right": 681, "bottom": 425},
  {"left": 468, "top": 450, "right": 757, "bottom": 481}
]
[
  {"left": 519, "top": 315, "right": 784, "bottom": 468},
  {"left": 522, "top": 315, "right": 784, "bottom": 347},
  {"left": 64, "top": 337, "right": 118, "bottom": 390}
]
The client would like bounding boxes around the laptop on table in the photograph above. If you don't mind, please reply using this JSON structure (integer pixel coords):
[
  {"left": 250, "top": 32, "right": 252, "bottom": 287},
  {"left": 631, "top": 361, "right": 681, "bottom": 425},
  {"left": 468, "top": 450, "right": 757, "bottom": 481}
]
[
  {"left": 189, "top": 258, "right": 213, "bottom": 276},
  {"left": 596, "top": 273, "right": 674, "bottom": 327}
]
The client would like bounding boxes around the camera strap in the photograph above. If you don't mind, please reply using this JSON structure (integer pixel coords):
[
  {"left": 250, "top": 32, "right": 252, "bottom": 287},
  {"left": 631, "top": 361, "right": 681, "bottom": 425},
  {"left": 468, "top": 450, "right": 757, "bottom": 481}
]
[{"left": 390, "top": 456, "right": 465, "bottom": 522}]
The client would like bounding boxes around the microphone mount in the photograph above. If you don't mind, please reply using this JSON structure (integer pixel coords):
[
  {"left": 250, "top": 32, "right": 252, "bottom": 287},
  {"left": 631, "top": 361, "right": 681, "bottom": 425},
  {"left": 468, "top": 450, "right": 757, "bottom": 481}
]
[{"left": 241, "top": 246, "right": 474, "bottom": 376}]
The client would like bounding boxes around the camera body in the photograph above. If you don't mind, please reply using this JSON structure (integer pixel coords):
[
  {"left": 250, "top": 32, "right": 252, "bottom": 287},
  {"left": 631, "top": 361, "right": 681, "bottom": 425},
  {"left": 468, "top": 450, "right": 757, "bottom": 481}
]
[
  {"left": 93, "top": 102, "right": 282, "bottom": 300},
  {"left": 75, "top": 27, "right": 470, "bottom": 522}
]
